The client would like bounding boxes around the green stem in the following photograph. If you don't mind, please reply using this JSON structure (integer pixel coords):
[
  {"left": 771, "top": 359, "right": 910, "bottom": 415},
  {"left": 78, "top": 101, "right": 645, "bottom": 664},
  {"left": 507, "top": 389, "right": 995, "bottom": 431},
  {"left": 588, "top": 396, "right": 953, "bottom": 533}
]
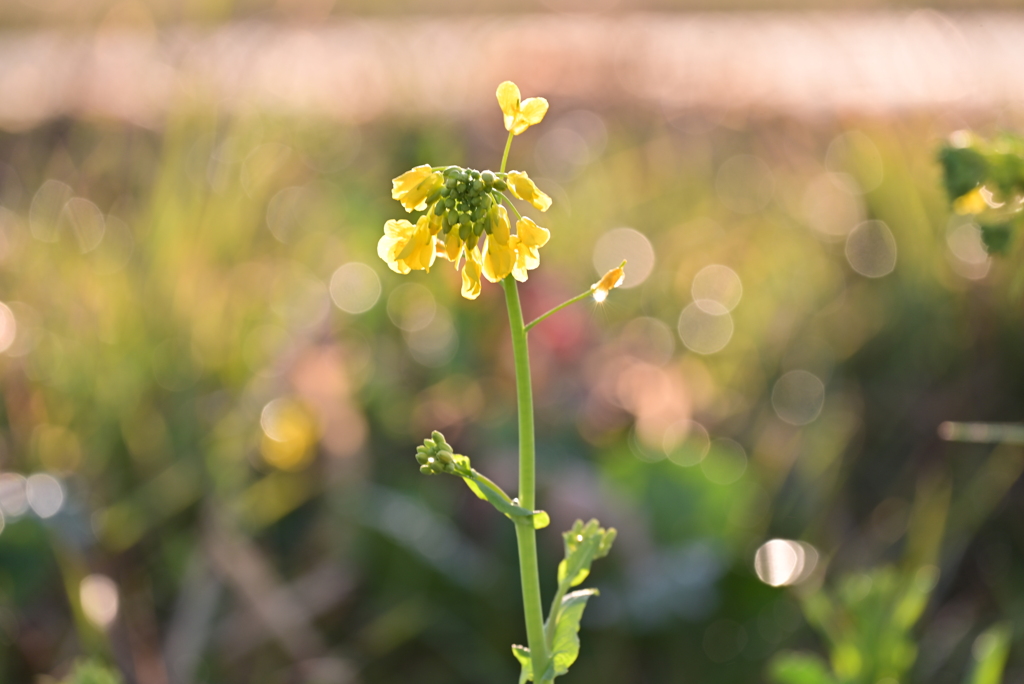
[
  {"left": 500, "top": 131, "right": 515, "bottom": 174},
  {"left": 502, "top": 275, "right": 550, "bottom": 679},
  {"left": 524, "top": 290, "right": 593, "bottom": 333},
  {"left": 496, "top": 191, "right": 524, "bottom": 219}
]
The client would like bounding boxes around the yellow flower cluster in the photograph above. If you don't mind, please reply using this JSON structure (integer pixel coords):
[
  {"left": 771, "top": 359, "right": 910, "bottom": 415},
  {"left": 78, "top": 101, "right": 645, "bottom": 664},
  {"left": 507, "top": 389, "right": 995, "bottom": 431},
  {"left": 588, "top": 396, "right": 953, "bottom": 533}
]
[{"left": 377, "top": 82, "right": 554, "bottom": 300}]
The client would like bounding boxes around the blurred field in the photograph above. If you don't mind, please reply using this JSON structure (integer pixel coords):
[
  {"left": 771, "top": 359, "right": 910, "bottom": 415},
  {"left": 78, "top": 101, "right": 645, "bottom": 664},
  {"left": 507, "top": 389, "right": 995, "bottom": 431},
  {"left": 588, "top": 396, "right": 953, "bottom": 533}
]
[{"left": 1, "top": 6, "right": 1023, "bottom": 684}]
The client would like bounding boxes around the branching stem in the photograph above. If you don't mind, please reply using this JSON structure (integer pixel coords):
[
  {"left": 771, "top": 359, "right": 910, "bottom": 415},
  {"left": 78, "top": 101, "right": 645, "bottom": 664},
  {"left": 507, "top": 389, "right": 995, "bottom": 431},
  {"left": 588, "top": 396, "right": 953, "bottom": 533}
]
[{"left": 524, "top": 290, "right": 593, "bottom": 333}]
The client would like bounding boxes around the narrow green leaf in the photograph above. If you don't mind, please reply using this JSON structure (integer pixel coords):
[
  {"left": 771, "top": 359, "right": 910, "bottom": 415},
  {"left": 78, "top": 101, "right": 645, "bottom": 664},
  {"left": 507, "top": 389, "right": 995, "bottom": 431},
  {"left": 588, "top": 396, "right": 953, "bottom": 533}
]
[
  {"left": 512, "top": 644, "right": 532, "bottom": 684},
  {"left": 550, "top": 588, "right": 599, "bottom": 677},
  {"left": 964, "top": 622, "right": 1012, "bottom": 684},
  {"left": 461, "top": 477, "right": 488, "bottom": 501},
  {"left": 768, "top": 652, "right": 838, "bottom": 684}
]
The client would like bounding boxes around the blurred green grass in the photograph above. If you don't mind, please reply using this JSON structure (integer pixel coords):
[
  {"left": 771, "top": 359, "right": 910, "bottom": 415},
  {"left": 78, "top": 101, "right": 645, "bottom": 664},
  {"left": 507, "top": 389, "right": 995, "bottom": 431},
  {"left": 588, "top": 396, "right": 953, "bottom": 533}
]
[{"left": 0, "top": 98, "right": 1021, "bottom": 684}]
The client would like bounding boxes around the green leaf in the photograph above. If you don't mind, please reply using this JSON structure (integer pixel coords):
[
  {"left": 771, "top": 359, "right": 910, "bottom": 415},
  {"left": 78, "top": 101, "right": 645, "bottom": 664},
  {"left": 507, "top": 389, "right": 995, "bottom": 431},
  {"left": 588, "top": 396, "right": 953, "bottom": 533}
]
[
  {"left": 533, "top": 510, "right": 550, "bottom": 529},
  {"left": 964, "top": 622, "right": 1012, "bottom": 684},
  {"left": 979, "top": 223, "right": 1014, "bottom": 255},
  {"left": 558, "top": 519, "right": 616, "bottom": 588},
  {"left": 61, "top": 660, "right": 123, "bottom": 684},
  {"left": 938, "top": 145, "right": 988, "bottom": 200},
  {"left": 461, "top": 476, "right": 487, "bottom": 501},
  {"left": 549, "top": 588, "right": 599, "bottom": 678},
  {"left": 512, "top": 644, "right": 533, "bottom": 684},
  {"left": 769, "top": 652, "right": 838, "bottom": 684}
]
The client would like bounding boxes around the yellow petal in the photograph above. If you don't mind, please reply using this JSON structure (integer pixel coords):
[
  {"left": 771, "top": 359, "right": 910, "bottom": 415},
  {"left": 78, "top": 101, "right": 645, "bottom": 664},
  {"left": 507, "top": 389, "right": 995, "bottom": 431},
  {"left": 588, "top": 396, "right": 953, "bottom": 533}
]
[
  {"left": 507, "top": 171, "right": 552, "bottom": 212},
  {"left": 482, "top": 238, "right": 514, "bottom": 283},
  {"left": 383, "top": 218, "right": 415, "bottom": 239},
  {"left": 591, "top": 261, "right": 627, "bottom": 302},
  {"left": 461, "top": 248, "right": 483, "bottom": 300},
  {"left": 491, "top": 205, "right": 511, "bottom": 245},
  {"left": 953, "top": 188, "right": 987, "bottom": 215},
  {"left": 392, "top": 165, "right": 433, "bottom": 201},
  {"left": 443, "top": 230, "right": 464, "bottom": 264},
  {"left": 496, "top": 81, "right": 522, "bottom": 132},
  {"left": 518, "top": 97, "right": 549, "bottom": 126},
  {"left": 516, "top": 217, "right": 550, "bottom": 249}
]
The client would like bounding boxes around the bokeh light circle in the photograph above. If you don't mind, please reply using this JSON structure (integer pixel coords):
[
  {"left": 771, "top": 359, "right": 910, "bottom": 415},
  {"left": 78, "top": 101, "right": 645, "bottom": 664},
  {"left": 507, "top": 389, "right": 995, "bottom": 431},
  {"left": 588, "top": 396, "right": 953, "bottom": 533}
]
[
  {"left": 593, "top": 228, "right": 654, "bottom": 288},
  {"left": 701, "top": 438, "right": 747, "bottom": 485},
  {"left": 771, "top": 370, "right": 826, "bottom": 426},
  {"left": 26, "top": 473, "right": 64, "bottom": 518},
  {"left": 678, "top": 302, "right": 733, "bottom": 355},
  {"left": 692, "top": 265, "right": 743, "bottom": 313},
  {"left": 80, "top": 574, "right": 119, "bottom": 629},
  {"left": 662, "top": 420, "right": 711, "bottom": 467},
  {"left": 845, "top": 220, "right": 897, "bottom": 278},
  {"left": 0, "top": 302, "right": 16, "bottom": 354},
  {"left": 754, "top": 539, "right": 819, "bottom": 587},
  {"left": 387, "top": 283, "right": 436, "bottom": 332},
  {"left": 330, "top": 262, "right": 381, "bottom": 314}
]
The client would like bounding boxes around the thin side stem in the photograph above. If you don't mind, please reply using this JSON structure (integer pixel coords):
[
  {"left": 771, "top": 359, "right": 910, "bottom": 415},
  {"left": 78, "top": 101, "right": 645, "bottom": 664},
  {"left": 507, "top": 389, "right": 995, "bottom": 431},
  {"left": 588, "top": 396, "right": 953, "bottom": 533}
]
[
  {"left": 543, "top": 580, "right": 570, "bottom": 647},
  {"left": 500, "top": 131, "right": 515, "bottom": 174},
  {"left": 502, "top": 275, "right": 550, "bottom": 679},
  {"left": 524, "top": 290, "right": 593, "bottom": 333}
]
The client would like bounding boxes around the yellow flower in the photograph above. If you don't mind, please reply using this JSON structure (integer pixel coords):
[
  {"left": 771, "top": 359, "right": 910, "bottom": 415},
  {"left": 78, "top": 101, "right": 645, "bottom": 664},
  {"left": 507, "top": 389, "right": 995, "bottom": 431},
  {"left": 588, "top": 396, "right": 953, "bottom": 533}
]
[
  {"left": 516, "top": 216, "right": 550, "bottom": 250},
  {"left": 496, "top": 81, "right": 549, "bottom": 136},
  {"left": 482, "top": 236, "right": 515, "bottom": 283},
  {"left": 490, "top": 205, "right": 511, "bottom": 245},
  {"left": 392, "top": 164, "right": 443, "bottom": 212},
  {"left": 508, "top": 217, "right": 550, "bottom": 282},
  {"left": 591, "top": 261, "right": 627, "bottom": 302},
  {"left": 461, "top": 248, "right": 483, "bottom": 300},
  {"left": 442, "top": 229, "right": 464, "bottom": 265},
  {"left": 377, "top": 215, "right": 437, "bottom": 274},
  {"left": 952, "top": 187, "right": 988, "bottom": 215},
  {"left": 506, "top": 171, "right": 552, "bottom": 212}
]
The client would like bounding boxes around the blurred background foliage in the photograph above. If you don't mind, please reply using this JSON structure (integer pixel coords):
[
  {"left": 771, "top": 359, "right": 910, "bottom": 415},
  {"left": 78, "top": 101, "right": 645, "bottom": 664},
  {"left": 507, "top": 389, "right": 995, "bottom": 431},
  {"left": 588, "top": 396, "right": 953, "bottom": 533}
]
[{"left": 1, "top": 5, "right": 1024, "bottom": 684}]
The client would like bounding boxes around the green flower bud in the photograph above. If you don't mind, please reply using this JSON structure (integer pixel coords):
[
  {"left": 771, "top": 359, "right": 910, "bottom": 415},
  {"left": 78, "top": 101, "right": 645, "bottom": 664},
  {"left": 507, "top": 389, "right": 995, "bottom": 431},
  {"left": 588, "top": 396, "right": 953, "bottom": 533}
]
[
  {"left": 433, "top": 201, "right": 446, "bottom": 216},
  {"left": 459, "top": 222, "right": 470, "bottom": 241},
  {"left": 494, "top": 178, "right": 508, "bottom": 191},
  {"left": 481, "top": 171, "right": 495, "bottom": 185},
  {"left": 445, "top": 197, "right": 456, "bottom": 210}
]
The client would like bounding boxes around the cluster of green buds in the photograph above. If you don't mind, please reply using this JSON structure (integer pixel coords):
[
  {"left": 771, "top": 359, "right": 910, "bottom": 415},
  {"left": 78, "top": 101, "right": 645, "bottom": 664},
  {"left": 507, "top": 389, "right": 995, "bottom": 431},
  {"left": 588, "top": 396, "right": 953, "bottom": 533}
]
[
  {"left": 415, "top": 430, "right": 468, "bottom": 476},
  {"left": 429, "top": 167, "right": 509, "bottom": 250}
]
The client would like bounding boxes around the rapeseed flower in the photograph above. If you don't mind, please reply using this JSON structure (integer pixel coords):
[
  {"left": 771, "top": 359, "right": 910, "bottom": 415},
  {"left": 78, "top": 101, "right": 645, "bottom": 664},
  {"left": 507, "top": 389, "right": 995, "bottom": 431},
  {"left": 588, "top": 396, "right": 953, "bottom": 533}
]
[
  {"left": 506, "top": 171, "right": 552, "bottom": 212},
  {"left": 496, "top": 82, "right": 549, "bottom": 136},
  {"left": 376, "top": 82, "right": 560, "bottom": 299},
  {"left": 483, "top": 237, "right": 515, "bottom": 283},
  {"left": 591, "top": 262, "right": 627, "bottom": 302},
  {"left": 393, "top": 164, "right": 444, "bottom": 212},
  {"left": 461, "top": 248, "right": 483, "bottom": 300},
  {"left": 378, "top": 216, "right": 436, "bottom": 274}
]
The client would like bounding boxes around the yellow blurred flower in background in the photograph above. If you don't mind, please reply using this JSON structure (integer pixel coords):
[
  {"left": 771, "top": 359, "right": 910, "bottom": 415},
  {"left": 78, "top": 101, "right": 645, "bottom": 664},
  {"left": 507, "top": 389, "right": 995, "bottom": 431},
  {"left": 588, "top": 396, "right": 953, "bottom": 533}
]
[{"left": 496, "top": 81, "right": 549, "bottom": 136}]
